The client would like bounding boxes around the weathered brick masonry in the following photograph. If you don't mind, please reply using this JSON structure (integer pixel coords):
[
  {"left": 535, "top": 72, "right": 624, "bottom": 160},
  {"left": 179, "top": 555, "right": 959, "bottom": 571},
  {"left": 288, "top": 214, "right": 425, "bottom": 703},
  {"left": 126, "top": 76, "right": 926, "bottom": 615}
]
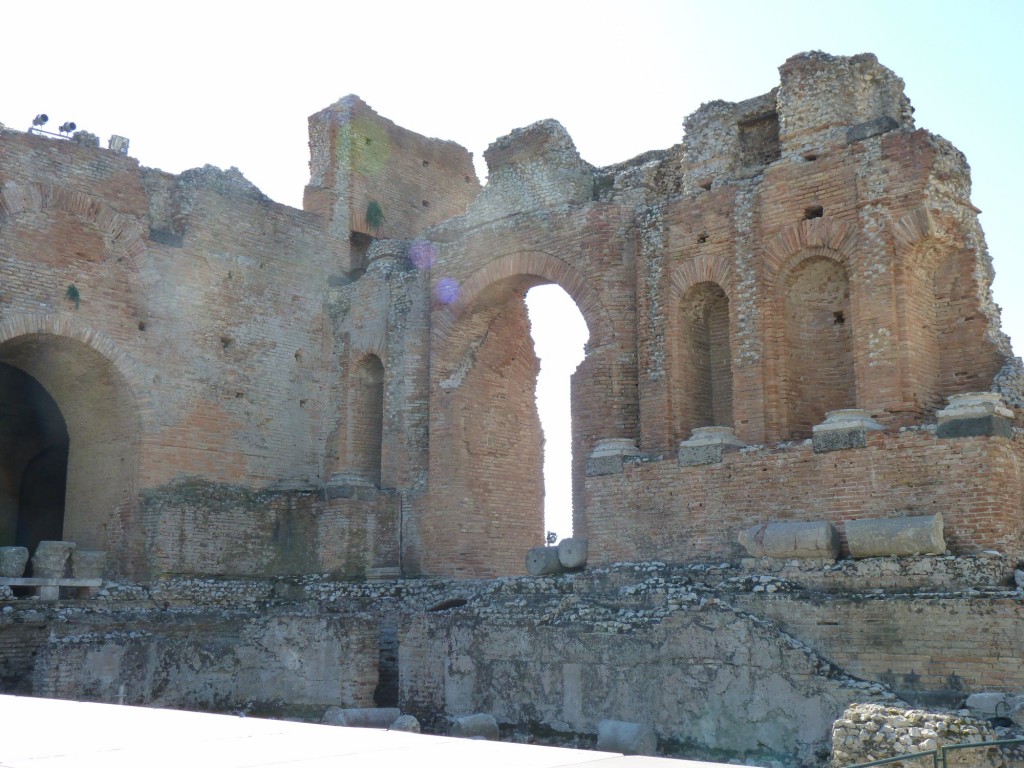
[{"left": 2, "top": 51, "right": 1024, "bottom": 765}]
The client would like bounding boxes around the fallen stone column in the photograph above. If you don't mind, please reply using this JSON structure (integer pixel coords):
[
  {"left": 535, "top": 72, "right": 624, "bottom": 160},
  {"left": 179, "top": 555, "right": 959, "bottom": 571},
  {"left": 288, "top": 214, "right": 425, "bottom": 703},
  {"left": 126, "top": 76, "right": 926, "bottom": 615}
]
[
  {"left": 322, "top": 706, "right": 402, "bottom": 728},
  {"left": 525, "top": 546, "right": 564, "bottom": 576},
  {"left": 738, "top": 521, "right": 841, "bottom": 560},
  {"left": 596, "top": 719, "right": 657, "bottom": 755},
  {"left": 450, "top": 712, "right": 499, "bottom": 740},
  {"left": 557, "top": 538, "right": 588, "bottom": 569},
  {"left": 845, "top": 514, "right": 945, "bottom": 558}
]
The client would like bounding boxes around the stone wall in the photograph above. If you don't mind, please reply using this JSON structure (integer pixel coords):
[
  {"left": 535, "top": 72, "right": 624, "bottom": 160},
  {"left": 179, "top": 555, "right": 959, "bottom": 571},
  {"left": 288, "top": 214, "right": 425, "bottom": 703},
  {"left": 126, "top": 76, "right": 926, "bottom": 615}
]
[{"left": 585, "top": 429, "right": 1024, "bottom": 565}]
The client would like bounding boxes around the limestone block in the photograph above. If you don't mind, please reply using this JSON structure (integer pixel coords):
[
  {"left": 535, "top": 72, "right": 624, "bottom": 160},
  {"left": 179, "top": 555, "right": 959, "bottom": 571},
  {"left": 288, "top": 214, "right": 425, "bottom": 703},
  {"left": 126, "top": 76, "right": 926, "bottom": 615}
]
[
  {"left": 812, "top": 409, "right": 883, "bottom": 453},
  {"left": 70, "top": 550, "right": 107, "bottom": 579},
  {"left": 596, "top": 719, "right": 657, "bottom": 756},
  {"left": 31, "top": 541, "right": 75, "bottom": 578},
  {"left": 388, "top": 714, "right": 420, "bottom": 733},
  {"left": 738, "top": 521, "right": 840, "bottom": 560},
  {"left": 1012, "top": 702, "right": 1024, "bottom": 728},
  {"left": 965, "top": 692, "right": 1024, "bottom": 718},
  {"left": 450, "top": 712, "right": 499, "bottom": 740},
  {"left": 0, "top": 547, "right": 29, "bottom": 577},
  {"left": 936, "top": 393, "right": 1014, "bottom": 439},
  {"left": 322, "top": 706, "right": 401, "bottom": 728},
  {"left": 526, "top": 546, "right": 564, "bottom": 577},
  {"left": 586, "top": 438, "right": 640, "bottom": 476},
  {"left": 678, "top": 426, "right": 745, "bottom": 467},
  {"left": 845, "top": 514, "right": 945, "bottom": 558},
  {"left": 557, "top": 538, "right": 588, "bottom": 569}
]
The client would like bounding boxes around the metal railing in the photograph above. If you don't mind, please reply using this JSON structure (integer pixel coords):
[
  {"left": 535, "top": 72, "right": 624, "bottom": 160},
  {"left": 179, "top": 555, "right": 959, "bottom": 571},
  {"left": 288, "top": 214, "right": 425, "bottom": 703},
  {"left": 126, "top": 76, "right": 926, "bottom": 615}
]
[{"left": 844, "top": 738, "right": 1024, "bottom": 768}]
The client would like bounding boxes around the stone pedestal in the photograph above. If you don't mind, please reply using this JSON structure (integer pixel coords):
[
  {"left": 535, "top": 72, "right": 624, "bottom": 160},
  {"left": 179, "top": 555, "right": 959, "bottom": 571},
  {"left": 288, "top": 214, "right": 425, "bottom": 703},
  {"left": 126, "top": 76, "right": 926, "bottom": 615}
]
[
  {"left": 70, "top": 550, "right": 106, "bottom": 580},
  {"left": 0, "top": 547, "right": 29, "bottom": 578},
  {"left": 585, "top": 438, "right": 640, "bottom": 476},
  {"left": 31, "top": 541, "right": 75, "bottom": 579},
  {"left": 936, "top": 392, "right": 1014, "bottom": 439},
  {"left": 678, "top": 426, "right": 745, "bottom": 466},
  {"left": 812, "top": 409, "right": 883, "bottom": 453}
]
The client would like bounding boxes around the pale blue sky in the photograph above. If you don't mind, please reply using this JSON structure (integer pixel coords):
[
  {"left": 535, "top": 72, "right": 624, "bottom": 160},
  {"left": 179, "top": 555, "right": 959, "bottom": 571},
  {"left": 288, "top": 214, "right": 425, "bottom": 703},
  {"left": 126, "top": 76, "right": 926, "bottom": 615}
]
[{"left": 4, "top": 0, "right": 1021, "bottom": 539}]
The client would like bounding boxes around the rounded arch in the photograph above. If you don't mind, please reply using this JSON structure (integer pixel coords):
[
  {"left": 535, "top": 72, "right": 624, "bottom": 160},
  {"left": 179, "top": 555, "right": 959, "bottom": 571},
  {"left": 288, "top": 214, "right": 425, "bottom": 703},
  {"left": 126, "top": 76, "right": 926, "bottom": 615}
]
[
  {"left": 763, "top": 217, "right": 856, "bottom": 289},
  {"left": 668, "top": 253, "right": 735, "bottom": 304},
  {"left": 0, "top": 182, "right": 147, "bottom": 265},
  {"left": 672, "top": 280, "right": 734, "bottom": 440},
  {"left": 775, "top": 251, "right": 855, "bottom": 439},
  {"left": 0, "top": 313, "right": 144, "bottom": 564},
  {"left": 433, "top": 250, "right": 614, "bottom": 350}
]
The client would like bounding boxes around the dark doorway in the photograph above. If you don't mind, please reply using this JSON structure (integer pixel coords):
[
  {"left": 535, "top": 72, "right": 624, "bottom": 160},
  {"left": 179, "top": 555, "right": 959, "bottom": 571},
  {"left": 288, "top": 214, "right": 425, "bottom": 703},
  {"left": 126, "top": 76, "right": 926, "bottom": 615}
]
[{"left": 0, "top": 362, "right": 69, "bottom": 554}]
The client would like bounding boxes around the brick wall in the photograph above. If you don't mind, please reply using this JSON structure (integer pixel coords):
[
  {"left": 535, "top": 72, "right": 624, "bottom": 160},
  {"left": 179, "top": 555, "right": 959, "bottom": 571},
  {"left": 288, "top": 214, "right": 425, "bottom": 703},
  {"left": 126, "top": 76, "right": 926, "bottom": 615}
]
[{"left": 585, "top": 430, "right": 1024, "bottom": 565}]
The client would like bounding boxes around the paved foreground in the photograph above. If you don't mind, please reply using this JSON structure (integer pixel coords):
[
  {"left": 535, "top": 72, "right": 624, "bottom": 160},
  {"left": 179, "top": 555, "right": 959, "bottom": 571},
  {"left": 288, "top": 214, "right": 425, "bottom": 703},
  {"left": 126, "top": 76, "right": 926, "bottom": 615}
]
[{"left": 0, "top": 695, "right": 727, "bottom": 767}]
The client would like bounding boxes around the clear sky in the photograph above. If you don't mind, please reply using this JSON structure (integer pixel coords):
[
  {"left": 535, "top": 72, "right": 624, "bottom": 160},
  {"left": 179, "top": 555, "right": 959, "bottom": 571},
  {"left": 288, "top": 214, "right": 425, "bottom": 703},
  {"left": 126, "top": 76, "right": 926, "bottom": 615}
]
[{"left": 3, "top": 0, "right": 1021, "bottom": 539}]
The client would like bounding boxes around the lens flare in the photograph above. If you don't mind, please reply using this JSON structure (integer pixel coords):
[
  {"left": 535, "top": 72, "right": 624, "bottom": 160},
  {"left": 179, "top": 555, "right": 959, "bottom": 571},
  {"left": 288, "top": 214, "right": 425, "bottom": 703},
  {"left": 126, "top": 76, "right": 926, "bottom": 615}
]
[{"left": 435, "top": 277, "right": 459, "bottom": 304}]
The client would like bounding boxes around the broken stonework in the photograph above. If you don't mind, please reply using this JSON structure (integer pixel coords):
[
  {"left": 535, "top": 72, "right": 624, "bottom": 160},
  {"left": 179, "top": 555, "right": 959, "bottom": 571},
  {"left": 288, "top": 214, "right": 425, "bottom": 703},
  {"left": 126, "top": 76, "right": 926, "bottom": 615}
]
[
  {"left": 845, "top": 514, "right": 945, "bottom": 558},
  {"left": 738, "top": 521, "right": 840, "bottom": 560},
  {"left": 388, "top": 714, "right": 421, "bottom": 733},
  {"left": 557, "top": 538, "right": 588, "bottom": 569},
  {"left": 831, "top": 703, "right": 1002, "bottom": 768},
  {"left": 70, "top": 551, "right": 106, "bottom": 579},
  {"left": 936, "top": 393, "right": 1015, "bottom": 439},
  {"left": 812, "top": 409, "right": 883, "bottom": 454},
  {"left": 450, "top": 713, "right": 499, "bottom": 740},
  {"left": 526, "top": 546, "right": 564, "bottom": 576},
  {"left": 965, "top": 693, "right": 1024, "bottom": 720},
  {"left": 597, "top": 719, "right": 658, "bottom": 756},
  {"left": 0, "top": 547, "right": 28, "bottom": 578},
  {"left": 322, "top": 706, "right": 401, "bottom": 728},
  {"left": 31, "top": 541, "right": 75, "bottom": 578}
]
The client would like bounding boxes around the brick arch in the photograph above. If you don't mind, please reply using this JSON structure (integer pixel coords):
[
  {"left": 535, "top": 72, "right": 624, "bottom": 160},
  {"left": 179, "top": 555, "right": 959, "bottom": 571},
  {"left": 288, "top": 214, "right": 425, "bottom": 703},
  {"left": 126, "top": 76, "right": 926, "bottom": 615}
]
[
  {"left": 0, "top": 312, "right": 145, "bottom": 572},
  {"left": 0, "top": 312, "right": 148, "bottom": 410},
  {"left": 763, "top": 217, "right": 856, "bottom": 287},
  {"left": 668, "top": 253, "right": 735, "bottom": 303},
  {"left": 0, "top": 182, "right": 147, "bottom": 264},
  {"left": 433, "top": 250, "right": 613, "bottom": 349}
]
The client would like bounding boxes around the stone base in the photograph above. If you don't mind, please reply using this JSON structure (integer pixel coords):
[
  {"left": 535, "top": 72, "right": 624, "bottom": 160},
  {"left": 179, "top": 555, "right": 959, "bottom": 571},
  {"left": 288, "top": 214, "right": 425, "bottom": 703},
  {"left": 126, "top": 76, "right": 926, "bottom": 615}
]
[
  {"left": 679, "top": 443, "right": 739, "bottom": 466},
  {"left": 936, "top": 414, "right": 1014, "bottom": 440}
]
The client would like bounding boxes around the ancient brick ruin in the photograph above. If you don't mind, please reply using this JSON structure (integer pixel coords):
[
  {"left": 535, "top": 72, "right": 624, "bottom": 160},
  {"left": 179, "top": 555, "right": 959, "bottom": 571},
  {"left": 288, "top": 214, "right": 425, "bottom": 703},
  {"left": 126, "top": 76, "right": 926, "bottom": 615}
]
[{"left": 2, "top": 52, "right": 1024, "bottom": 765}]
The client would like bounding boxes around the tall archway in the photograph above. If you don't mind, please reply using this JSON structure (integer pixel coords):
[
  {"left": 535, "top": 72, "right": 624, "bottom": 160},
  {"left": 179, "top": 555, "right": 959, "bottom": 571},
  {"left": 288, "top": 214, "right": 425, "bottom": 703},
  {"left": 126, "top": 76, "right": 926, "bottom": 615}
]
[
  {"left": 780, "top": 255, "right": 855, "bottom": 439},
  {"left": 426, "top": 253, "right": 609, "bottom": 577},
  {"left": 0, "top": 330, "right": 139, "bottom": 559},
  {"left": 675, "top": 281, "right": 733, "bottom": 440}
]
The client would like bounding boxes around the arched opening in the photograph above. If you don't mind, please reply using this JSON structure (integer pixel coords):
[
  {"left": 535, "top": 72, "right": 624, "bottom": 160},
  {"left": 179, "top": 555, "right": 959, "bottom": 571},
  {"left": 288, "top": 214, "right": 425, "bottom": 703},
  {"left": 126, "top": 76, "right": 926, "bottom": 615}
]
[
  {"left": 782, "top": 255, "right": 855, "bottom": 439},
  {"left": 0, "top": 333, "right": 138, "bottom": 558},
  {"left": 350, "top": 354, "right": 385, "bottom": 486},
  {"left": 525, "top": 284, "right": 589, "bottom": 542},
  {"left": 427, "top": 267, "right": 598, "bottom": 577},
  {"left": 0, "top": 363, "right": 69, "bottom": 552},
  {"left": 675, "top": 281, "right": 732, "bottom": 440}
]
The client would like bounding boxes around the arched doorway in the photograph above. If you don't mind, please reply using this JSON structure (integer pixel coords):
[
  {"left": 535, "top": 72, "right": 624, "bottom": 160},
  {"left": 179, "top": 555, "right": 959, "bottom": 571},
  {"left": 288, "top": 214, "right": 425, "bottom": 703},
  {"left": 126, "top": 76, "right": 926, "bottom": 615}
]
[
  {"left": 0, "top": 362, "right": 69, "bottom": 552},
  {"left": 0, "top": 330, "right": 139, "bottom": 560}
]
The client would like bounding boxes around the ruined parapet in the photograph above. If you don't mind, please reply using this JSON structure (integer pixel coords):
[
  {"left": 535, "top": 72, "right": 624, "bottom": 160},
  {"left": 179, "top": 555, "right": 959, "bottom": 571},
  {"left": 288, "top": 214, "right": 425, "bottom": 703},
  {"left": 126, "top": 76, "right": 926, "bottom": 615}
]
[
  {"left": 777, "top": 51, "right": 914, "bottom": 160},
  {"left": 304, "top": 95, "right": 480, "bottom": 270},
  {"left": 680, "top": 91, "right": 780, "bottom": 193},
  {"left": 462, "top": 119, "right": 595, "bottom": 227}
]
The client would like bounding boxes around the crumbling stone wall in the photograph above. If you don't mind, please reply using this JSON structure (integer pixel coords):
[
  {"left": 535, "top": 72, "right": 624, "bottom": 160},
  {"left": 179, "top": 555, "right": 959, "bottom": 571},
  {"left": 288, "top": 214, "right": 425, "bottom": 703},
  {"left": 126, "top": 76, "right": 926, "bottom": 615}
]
[{"left": 0, "top": 50, "right": 1016, "bottom": 582}]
